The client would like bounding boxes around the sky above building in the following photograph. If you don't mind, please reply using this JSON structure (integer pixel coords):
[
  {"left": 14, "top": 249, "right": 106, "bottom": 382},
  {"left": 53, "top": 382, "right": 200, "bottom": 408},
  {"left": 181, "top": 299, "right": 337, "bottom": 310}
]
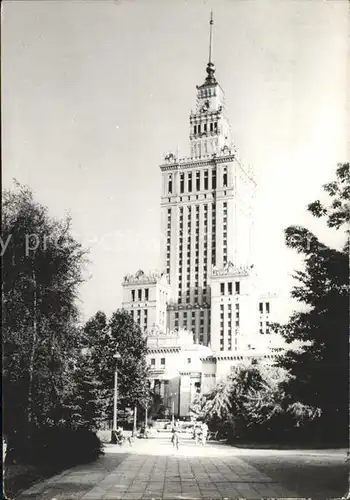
[{"left": 3, "top": 0, "right": 348, "bottom": 322}]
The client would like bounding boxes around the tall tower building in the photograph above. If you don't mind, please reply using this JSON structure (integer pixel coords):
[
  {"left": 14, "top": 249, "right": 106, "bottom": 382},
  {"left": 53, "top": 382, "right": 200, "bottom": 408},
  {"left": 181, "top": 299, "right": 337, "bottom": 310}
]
[
  {"left": 160, "top": 14, "right": 256, "bottom": 350},
  {"left": 121, "top": 15, "right": 284, "bottom": 414}
]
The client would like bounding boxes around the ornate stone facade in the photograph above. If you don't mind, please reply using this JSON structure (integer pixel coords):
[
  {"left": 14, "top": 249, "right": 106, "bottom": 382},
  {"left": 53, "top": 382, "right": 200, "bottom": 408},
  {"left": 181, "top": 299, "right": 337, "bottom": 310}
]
[{"left": 120, "top": 16, "right": 286, "bottom": 417}]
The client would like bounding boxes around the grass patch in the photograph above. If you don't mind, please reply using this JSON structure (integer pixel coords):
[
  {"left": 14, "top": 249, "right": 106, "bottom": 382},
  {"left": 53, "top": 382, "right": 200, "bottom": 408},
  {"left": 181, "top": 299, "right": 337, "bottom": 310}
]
[
  {"left": 231, "top": 441, "right": 348, "bottom": 450},
  {"left": 4, "top": 463, "right": 67, "bottom": 499}
]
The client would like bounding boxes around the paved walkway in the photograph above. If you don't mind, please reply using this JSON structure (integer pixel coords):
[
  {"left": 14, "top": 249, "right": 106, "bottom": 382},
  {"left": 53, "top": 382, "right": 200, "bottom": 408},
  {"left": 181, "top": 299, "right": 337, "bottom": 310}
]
[{"left": 16, "top": 437, "right": 303, "bottom": 499}]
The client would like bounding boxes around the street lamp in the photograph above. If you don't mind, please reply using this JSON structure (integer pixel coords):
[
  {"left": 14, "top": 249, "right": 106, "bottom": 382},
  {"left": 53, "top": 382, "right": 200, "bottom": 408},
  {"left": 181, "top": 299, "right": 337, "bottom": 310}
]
[
  {"left": 170, "top": 392, "right": 177, "bottom": 425},
  {"left": 111, "top": 352, "right": 121, "bottom": 443}
]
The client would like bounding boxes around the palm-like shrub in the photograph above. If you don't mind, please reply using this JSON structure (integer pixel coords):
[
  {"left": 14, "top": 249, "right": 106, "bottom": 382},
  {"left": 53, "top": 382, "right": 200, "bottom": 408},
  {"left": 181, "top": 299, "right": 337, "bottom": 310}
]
[{"left": 190, "top": 361, "right": 321, "bottom": 442}]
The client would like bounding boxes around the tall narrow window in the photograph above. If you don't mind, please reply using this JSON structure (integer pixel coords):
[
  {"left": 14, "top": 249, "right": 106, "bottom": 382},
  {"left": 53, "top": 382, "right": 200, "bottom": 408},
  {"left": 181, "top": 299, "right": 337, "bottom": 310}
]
[
  {"left": 131, "top": 290, "right": 135, "bottom": 302},
  {"left": 228, "top": 282, "right": 232, "bottom": 295},
  {"left": 210, "top": 122, "right": 213, "bottom": 132},
  {"left": 196, "top": 171, "right": 200, "bottom": 191},
  {"left": 166, "top": 208, "right": 171, "bottom": 277},
  {"left": 212, "top": 169, "right": 217, "bottom": 190},
  {"left": 204, "top": 170, "right": 208, "bottom": 190},
  {"left": 223, "top": 167, "right": 227, "bottom": 188},
  {"left": 198, "top": 124, "right": 201, "bottom": 134},
  {"left": 168, "top": 174, "right": 172, "bottom": 194},
  {"left": 194, "top": 125, "right": 197, "bottom": 134},
  {"left": 212, "top": 203, "right": 216, "bottom": 266},
  {"left": 235, "top": 282, "right": 240, "bottom": 294},
  {"left": 266, "top": 302, "right": 270, "bottom": 314},
  {"left": 204, "top": 123, "right": 207, "bottom": 132},
  {"left": 259, "top": 302, "right": 263, "bottom": 313},
  {"left": 220, "top": 283, "right": 225, "bottom": 295},
  {"left": 180, "top": 173, "right": 184, "bottom": 194},
  {"left": 145, "top": 288, "right": 149, "bottom": 301},
  {"left": 138, "top": 289, "right": 142, "bottom": 301},
  {"left": 188, "top": 172, "right": 192, "bottom": 192}
]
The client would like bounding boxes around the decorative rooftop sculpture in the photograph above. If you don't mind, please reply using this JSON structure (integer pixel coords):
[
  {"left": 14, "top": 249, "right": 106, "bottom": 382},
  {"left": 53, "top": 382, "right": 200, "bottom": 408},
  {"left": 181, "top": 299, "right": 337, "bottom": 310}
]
[
  {"left": 123, "top": 270, "right": 169, "bottom": 286},
  {"left": 212, "top": 261, "right": 252, "bottom": 278}
]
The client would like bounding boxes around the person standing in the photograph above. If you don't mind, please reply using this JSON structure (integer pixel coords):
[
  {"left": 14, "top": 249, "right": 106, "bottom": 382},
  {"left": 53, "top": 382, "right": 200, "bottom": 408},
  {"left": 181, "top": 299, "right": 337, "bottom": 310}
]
[{"left": 171, "top": 421, "right": 180, "bottom": 450}]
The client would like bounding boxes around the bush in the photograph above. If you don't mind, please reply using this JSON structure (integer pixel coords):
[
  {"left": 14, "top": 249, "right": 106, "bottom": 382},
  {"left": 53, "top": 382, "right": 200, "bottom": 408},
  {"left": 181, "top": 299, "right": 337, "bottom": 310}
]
[{"left": 7, "top": 427, "right": 104, "bottom": 466}]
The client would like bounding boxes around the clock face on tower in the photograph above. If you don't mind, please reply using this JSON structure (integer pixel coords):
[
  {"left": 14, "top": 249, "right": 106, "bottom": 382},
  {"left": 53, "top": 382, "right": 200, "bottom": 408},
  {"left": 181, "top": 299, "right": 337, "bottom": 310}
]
[{"left": 200, "top": 100, "right": 210, "bottom": 113}]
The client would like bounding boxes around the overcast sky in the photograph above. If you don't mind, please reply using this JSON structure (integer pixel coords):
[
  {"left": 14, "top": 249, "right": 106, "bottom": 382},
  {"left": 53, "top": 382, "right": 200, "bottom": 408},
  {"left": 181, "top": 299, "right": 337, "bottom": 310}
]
[{"left": 2, "top": 0, "right": 349, "bottom": 322}]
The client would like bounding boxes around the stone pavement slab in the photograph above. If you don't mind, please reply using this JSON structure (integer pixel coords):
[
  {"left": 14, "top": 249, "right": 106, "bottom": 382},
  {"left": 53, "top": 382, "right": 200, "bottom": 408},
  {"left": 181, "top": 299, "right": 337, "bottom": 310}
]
[{"left": 17, "top": 438, "right": 300, "bottom": 499}]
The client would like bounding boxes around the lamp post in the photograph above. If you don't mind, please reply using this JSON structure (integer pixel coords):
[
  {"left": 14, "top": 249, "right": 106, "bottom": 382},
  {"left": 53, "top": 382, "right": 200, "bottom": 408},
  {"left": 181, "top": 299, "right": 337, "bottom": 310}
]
[
  {"left": 132, "top": 405, "right": 137, "bottom": 437},
  {"left": 111, "top": 352, "right": 121, "bottom": 443},
  {"left": 189, "top": 382, "right": 192, "bottom": 413},
  {"left": 170, "top": 392, "right": 177, "bottom": 425},
  {"left": 145, "top": 404, "right": 148, "bottom": 429}
]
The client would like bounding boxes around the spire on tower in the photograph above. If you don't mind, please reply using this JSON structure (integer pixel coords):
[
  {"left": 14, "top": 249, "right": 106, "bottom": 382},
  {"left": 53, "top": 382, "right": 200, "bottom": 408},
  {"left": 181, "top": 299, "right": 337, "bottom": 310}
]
[
  {"left": 205, "top": 11, "right": 216, "bottom": 85},
  {"left": 209, "top": 10, "right": 213, "bottom": 64}
]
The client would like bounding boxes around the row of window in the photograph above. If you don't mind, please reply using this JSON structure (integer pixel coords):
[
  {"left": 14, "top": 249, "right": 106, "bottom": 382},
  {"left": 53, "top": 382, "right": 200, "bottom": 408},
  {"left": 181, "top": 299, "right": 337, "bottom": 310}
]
[
  {"left": 177, "top": 206, "right": 185, "bottom": 299},
  {"left": 260, "top": 319, "right": 271, "bottom": 334},
  {"left": 150, "top": 357, "right": 165, "bottom": 367},
  {"left": 212, "top": 202, "right": 216, "bottom": 266},
  {"left": 174, "top": 310, "right": 208, "bottom": 341},
  {"left": 219, "top": 303, "right": 240, "bottom": 351},
  {"left": 166, "top": 208, "right": 171, "bottom": 276},
  {"left": 154, "top": 357, "right": 193, "bottom": 365},
  {"left": 259, "top": 301, "right": 270, "bottom": 313},
  {"left": 177, "top": 205, "right": 209, "bottom": 303},
  {"left": 131, "top": 288, "right": 149, "bottom": 302},
  {"left": 177, "top": 291, "right": 209, "bottom": 305},
  {"left": 193, "top": 122, "right": 218, "bottom": 135},
  {"left": 130, "top": 309, "right": 148, "bottom": 329},
  {"left": 219, "top": 337, "right": 238, "bottom": 351},
  {"left": 220, "top": 304, "right": 240, "bottom": 325},
  {"left": 220, "top": 281, "right": 240, "bottom": 295},
  {"left": 198, "top": 87, "right": 216, "bottom": 99},
  {"left": 223, "top": 201, "right": 227, "bottom": 265},
  {"left": 203, "top": 204, "right": 208, "bottom": 288},
  {"left": 168, "top": 167, "right": 228, "bottom": 195}
]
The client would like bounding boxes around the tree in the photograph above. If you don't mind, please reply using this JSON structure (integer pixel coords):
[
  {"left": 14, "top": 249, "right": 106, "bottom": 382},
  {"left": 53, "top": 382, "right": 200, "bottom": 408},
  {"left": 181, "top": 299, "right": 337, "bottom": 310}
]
[
  {"left": 83, "top": 309, "right": 150, "bottom": 424},
  {"left": 242, "top": 364, "right": 288, "bottom": 426},
  {"left": 276, "top": 163, "right": 349, "bottom": 442},
  {"left": 70, "top": 352, "right": 110, "bottom": 431},
  {"left": 308, "top": 162, "right": 350, "bottom": 231},
  {"left": 191, "top": 361, "right": 315, "bottom": 442},
  {"left": 2, "top": 183, "right": 87, "bottom": 437}
]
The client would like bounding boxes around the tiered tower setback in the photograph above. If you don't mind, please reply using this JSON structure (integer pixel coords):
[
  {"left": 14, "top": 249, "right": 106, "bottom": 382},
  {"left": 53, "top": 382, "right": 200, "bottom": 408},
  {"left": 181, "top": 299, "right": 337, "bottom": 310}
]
[
  {"left": 121, "top": 15, "right": 286, "bottom": 416},
  {"left": 160, "top": 14, "right": 256, "bottom": 349}
]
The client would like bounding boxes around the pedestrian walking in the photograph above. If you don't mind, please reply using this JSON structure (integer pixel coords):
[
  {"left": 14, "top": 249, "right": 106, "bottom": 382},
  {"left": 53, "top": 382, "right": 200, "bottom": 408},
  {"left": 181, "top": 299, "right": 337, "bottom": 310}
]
[{"left": 171, "top": 421, "right": 180, "bottom": 450}]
